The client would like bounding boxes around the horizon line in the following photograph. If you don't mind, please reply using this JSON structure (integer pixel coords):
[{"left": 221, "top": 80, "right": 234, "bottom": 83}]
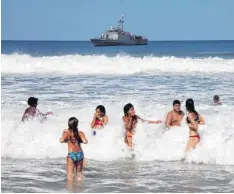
[{"left": 2, "top": 39, "right": 234, "bottom": 42}]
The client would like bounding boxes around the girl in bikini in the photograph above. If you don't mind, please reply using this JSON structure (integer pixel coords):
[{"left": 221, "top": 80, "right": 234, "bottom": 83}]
[
  {"left": 60, "top": 117, "right": 88, "bottom": 185},
  {"left": 123, "top": 103, "right": 162, "bottom": 150},
  {"left": 185, "top": 99, "right": 205, "bottom": 152},
  {"left": 90, "top": 105, "right": 108, "bottom": 135}
]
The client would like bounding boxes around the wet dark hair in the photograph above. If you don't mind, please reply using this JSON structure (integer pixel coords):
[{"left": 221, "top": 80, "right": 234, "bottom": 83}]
[
  {"left": 124, "top": 103, "right": 134, "bottom": 116},
  {"left": 213, "top": 95, "right": 220, "bottom": 101},
  {"left": 96, "top": 105, "right": 106, "bottom": 115},
  {"left": 68, "top": 117, "right": 80, "bottom": 143},
  {"left": 185, "top": 99, "right": 197, "bottom": 114},
  {"left": 173, "top": 100, "right": 181, "bottom": 106},
  {"left": 27, "top": 97, "right": 38, "bottom": 107}
]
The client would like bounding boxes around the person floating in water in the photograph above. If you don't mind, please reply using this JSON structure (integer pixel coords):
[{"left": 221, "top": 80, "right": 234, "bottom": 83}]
[
  {"left": 90, "top": 105, "right": 108, "bottom": 135},
  {"left": 185, "top": 99, "right": 205, "bottom": 152},
  {"left": 213, "top": 95, "right": 222, "bottom": 105},
  {"left": 21, "top": 97, "right": 52, "bottom": 122},
  {"left": 165, "top": 100, "right": 184, "bottom": 129},
  {"left": 60, "top": 117, "right": 88, "bottom": 187},
  {"left": 123, "top": 103, "right": 162, "bottom": 150}
]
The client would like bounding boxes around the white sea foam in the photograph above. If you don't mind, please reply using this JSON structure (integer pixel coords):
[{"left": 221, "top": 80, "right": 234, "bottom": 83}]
[
  {"left": 2, "top": 53, "right": 234, "bottom": 75},
  {"left": 1, "top": 102, "right": 234, "bottom": 165}
]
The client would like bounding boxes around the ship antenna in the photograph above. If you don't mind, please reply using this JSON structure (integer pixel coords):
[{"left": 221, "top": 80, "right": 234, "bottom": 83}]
[{"left": 118, "top": 13, "right": 124, "bottom": 31}]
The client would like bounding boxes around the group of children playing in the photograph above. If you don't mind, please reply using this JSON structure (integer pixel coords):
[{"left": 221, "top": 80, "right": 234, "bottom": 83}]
[{"left": 22, "top": 95, "right": 222, "bottom": 184}]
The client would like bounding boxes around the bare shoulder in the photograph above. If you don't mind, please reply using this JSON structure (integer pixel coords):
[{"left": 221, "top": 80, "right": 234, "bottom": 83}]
[
  {"left": 24, "top": 107, "right": 30, "bottom": 113},
  {"left": 63, "top": 129, "right": 69, "bottom": 135},
  {"left": 168, "top": 111, "right": 173, "bottom": 115},
  {"left": 188, "top": 112, "right": 195, "bottom": 119},
  {"left": 180, "top": 111, "right": 185, "bottom": 116},
  {"left": 123, "top": 116, "right": 127, "bottom": 122},
  {"left": 136, "top": 115, "right": 141, "bottom": 119}
]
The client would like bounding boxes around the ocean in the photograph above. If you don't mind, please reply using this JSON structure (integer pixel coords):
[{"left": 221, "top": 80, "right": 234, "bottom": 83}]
[{"left": 1, "top": 40, "right": 234, "bottom": 192}]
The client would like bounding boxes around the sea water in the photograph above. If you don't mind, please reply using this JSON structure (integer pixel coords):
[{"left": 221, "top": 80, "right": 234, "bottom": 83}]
[{"left": 1, "top": 41, "right": 234, "bottom": 192}]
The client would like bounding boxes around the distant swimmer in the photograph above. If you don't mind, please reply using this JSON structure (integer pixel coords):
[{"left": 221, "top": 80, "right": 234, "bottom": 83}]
[
  {"left": 123, "top": 103, "right": 162, "bottom": 150},
  {"left": 59, "top": 117, "right": 88, "bottom": 187},
  {"left": 165, "top": 100, "right": 184, "bottom": 129},
  {"left": 90, "top": 105, "right": 108, "bottom": 135},
  {"left": 213, "top": 95, "right": 222, "bottom": 105},
  {"left": 21, "top": 97, "right": 52, "bottom": 122},
  {"left": 185, "top": 99, "right": 205, "bottom": 152}
]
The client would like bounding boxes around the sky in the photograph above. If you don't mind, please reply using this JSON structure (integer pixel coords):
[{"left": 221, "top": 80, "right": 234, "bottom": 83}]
[{"left": 2, "top": 0, "right": 234, "bottom": 41}]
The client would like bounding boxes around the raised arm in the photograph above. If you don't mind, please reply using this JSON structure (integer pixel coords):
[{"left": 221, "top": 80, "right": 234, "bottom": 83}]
[
  {"left": 198, "top": 114, "right": 205, "bottom": 125},
  {"left": 187, "top": 113, "right": 198, "bottom": 130},
  {"left": 78, "top": 131, "right": 88, "bottom": 144},
  {"left": 90, "top": 113, "right": 97, "bottom": 128},
  {"left": 123, "top": 116, "right": 134, "bottom": 131},
  {"left": 59, "top": 130, "right": 68, "bottom": 143},
  {"left": 103, "top": 115, "right": 108, "bottom": 125}
]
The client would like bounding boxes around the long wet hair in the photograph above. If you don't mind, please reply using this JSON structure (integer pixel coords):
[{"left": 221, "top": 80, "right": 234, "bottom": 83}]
[
  {"left": 186, "top": 99, "right": 198, "bottom": 115},
  {"left": 96, "top": 105, "right": 106, "bottom": 116},
  {"left": 68, "top": 117, "right": 80, "bottom": 143},
  {"left": 124, "top": 103, "right": 134, "bottom": 116}
]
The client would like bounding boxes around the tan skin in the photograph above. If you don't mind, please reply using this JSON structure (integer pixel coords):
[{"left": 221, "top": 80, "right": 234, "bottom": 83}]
[
  {"left": 90, "top": 109, "right": 108, "bottom": 129},
  {"left": 185, "top": 112, "right": 205, "bottom": 152},
  {"left": 123, "top": 107, "right": 162, "bottom": 150},
  {"left": 166, "top": 104, "right": 184, "bottom": 128},
  {"left": 21, "top": 105, "right": 52, "bottom": 122},
  {"left": 60, "top": 130, "right": 88, "bottom": 186}
]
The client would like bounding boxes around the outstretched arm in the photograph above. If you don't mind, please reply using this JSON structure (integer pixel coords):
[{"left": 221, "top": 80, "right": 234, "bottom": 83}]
[
  {"left": 137, "top": 115, "right": 162, "bottom": 124},
  {"left": 78, "top": 131, "right": 88, "bottom": 144},
  {"left": 38, "top": 109, "right": 52, "bottom": 117},
  {"left": 59, "top": 130, "right": 68, "bottom": 143}
]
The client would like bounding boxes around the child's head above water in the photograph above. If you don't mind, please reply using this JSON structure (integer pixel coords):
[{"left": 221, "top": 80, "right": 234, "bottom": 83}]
[
  {"left": 124, "top": 103, "right": 135, "bottom": 116},
  {"left": 213, "top": 95, "right": 220, "bottom": 103},
  {"left": 68, "top": 117, "right": 79, "bottom": 130},
  {"left": 96, "top": 105, "right": 106, "bottom": 116},
  {"left": 27, "top": 97, "right": 38, "bottom": 107}
]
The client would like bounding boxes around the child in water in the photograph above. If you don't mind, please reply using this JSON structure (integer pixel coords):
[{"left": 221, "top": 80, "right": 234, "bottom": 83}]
[
  {"left": 90, "top": 105, "right": 108, "bottom": 135},
  {"left": 21, "top": 97, "right": 52, "bottom": 122},
  {"left": 185, "top": 99, "right": 205, "bottom": 152},
  {"left": 60, "top": 117, "right": 88, "bottom": 184},
  {"left": 213, "top": 95, "right": 222, "bottom": 105},
  {"left": 123, "top": 103, "right": 162, "bottom": 150}
]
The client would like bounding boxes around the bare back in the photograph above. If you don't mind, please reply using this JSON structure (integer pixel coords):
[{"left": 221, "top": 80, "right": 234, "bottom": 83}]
[{"left": 62, "top": 130, "right": 84, "bottom": 153}]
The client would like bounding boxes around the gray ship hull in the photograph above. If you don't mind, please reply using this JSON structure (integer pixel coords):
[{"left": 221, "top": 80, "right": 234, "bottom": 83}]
[{"left": 90, "top": 39, "right": 148, "bottom": 46}]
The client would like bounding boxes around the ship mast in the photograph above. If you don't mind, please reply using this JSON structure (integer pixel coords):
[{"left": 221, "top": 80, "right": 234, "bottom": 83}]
[{"left": 118, "top": 14, "right": 124, "bottom": 31}]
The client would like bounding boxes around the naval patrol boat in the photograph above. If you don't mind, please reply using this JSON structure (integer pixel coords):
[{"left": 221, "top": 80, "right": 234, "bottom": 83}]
[{"left": 90, "top": 15, "right": 148, "bottom": 46}]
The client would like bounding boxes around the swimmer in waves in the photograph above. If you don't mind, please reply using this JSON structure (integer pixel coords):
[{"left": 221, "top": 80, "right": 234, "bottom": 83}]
[
  {"left": 123, "top": 103, "right": 162, "bottom": 150},
  {"left": 90, "top": 105, "right": 108, "bottom": 135},
  {"left": 21, "top": 97, "right": 52, "bottom": 122},
  {"left": 165, "top": 100, "right": 184, "bottom": 129},
  {"left": 185, "top": 99, "right": 205, "bottom": 152}
]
